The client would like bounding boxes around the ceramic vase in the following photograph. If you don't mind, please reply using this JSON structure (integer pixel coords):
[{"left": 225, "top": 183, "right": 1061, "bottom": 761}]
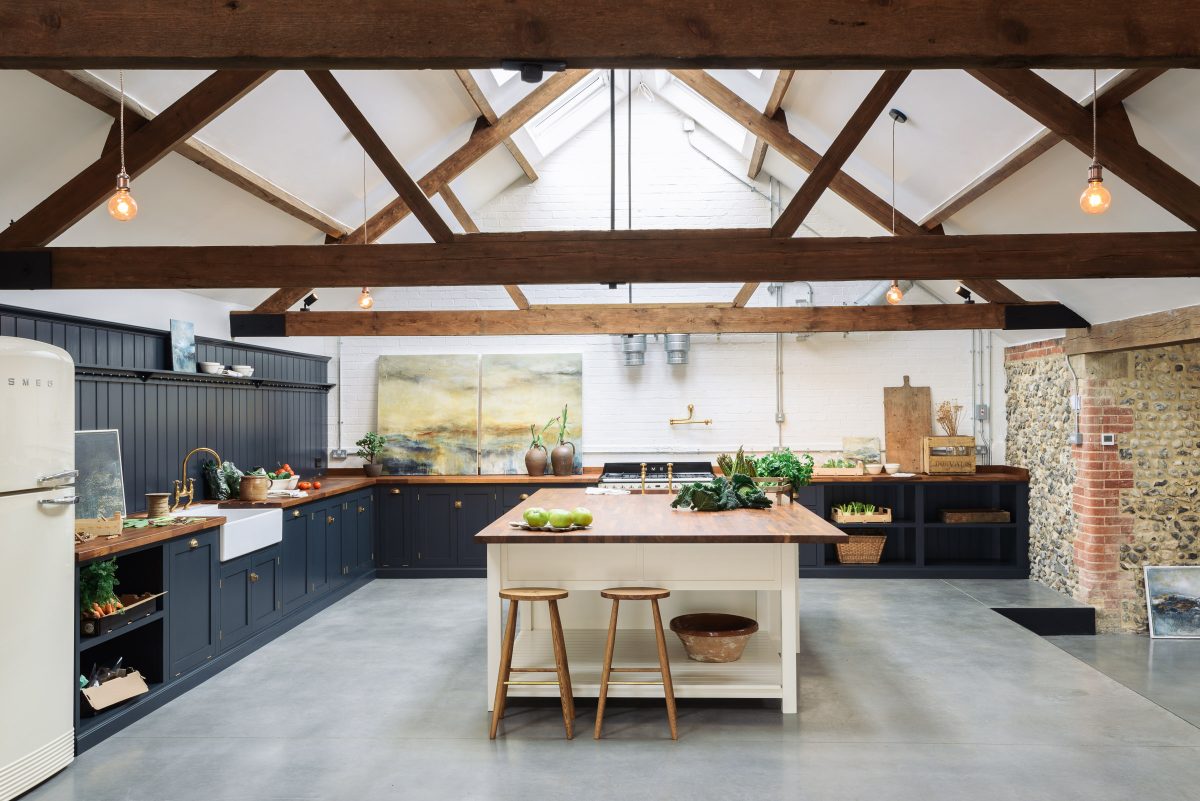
[
  {"left": 550, "top": 442, "right": 576, "bottom": 476},
  {"left": 525, "top": 446, "right": 548, "bottom": 477}
]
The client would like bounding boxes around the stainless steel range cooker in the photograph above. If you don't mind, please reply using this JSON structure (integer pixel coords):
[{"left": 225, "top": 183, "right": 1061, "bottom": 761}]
[{"left": 597, "top": 461, "right": 715, "bottom": 492}]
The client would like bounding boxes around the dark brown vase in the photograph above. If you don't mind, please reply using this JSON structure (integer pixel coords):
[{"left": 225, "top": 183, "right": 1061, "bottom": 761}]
[
  {"left": 550, "top": 442, "right": 576, "bottom": 476},
  {"left": 525, "top": 446, "right": 548, "bottom": 477},
  {"left": 363, "top": 463, "right": 383, "bottom": 477}
]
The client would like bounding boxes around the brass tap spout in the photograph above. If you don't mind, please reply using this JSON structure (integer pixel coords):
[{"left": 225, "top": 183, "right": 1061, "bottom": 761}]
[
  {"left": 171, "top": 447, "right": 222, "bottom": 513},
  {"left": 640, "top": 462, "right": 648, "bottom": 495}
]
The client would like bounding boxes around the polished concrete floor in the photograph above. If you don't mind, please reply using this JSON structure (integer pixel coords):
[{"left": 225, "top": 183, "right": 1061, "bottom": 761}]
[{"left": 29, "top": 579, "right": 1200, "bottom": 801}]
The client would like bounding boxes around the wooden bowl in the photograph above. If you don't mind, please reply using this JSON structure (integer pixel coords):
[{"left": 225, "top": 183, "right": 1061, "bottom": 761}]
[{"left": 669, "top": 613, "right": 759, "bottom": 663}]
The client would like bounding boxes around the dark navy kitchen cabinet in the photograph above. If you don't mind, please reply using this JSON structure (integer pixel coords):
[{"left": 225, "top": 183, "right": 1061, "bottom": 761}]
[
  {"left": 499, "top": 485, "right": 536, "bottom": 516},
  {"left": 281, "top": 509, "right": 311, "bottom": 612},
  {"left": 167, "top": 529, "right": 219, "bottom": 678},
  {"left": 354, "top": 491, "right": 374, "bottom": 571},
  {"left": 219, "top": 556, "right": 254, "bottom": 651},
  {"left": 377, "top": 487, "right": 409, "bottom": 570},
  {"left": 412, "top": 487, "right": 458, "bottom": 568},
  {"left": 249, "top": 547, "right": 282, "bottom": 630},
  {"left": 323, "top": 500, "right": 345, "bottom": 586},
  {"left": 306, "top": 504, "right": 331, "bottom": 596},
  {"left": 455, "top": 487, "right": 493, "bottom": 569},
  {"left": 338, "top": 497, "right": 357, "bottom": 578}
]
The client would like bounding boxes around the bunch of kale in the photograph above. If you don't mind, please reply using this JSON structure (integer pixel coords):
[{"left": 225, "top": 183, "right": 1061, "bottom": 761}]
[{"left": 670, "top": 474, "right": 773, "bottom": 512}]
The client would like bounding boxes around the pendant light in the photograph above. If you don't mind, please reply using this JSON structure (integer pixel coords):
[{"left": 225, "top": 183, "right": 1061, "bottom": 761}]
[
  {"left": 357, "top": 149, "right": 374, "bottom": 309},
  {"left": 1079, "top": 69, "right": 1112, "bottom": 215},
  {"left": 885, "top": 108, "right": 906, "bottom": 305},
  {"left": 106, "top": 71, "right": 138, "bottom": 222}
]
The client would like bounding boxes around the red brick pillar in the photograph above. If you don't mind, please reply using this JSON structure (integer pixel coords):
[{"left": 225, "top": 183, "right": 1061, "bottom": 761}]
[{"left": 1070, "top": 359, "right": 1135, "bottom": 629}]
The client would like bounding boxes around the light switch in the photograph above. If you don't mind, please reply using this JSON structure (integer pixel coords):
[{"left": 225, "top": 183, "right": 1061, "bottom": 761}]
[{"left": 1100, "top": 433, "right": 1117, "bottom": 446}]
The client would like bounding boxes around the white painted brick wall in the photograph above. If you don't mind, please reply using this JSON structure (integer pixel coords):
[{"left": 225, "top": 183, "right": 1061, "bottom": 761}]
[{"left": 327, "top": 95, "right": 984, "bottom": 468}]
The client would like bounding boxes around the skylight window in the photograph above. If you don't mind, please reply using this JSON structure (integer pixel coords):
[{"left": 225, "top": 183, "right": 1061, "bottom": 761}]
[
  {"left": 747, "top": 69, "right": 764, "bottom": 78},
  {"left": 490, "top": 68, "right": 518, "bottom": 87},
  {"left": 526, "top": 70, "right": 608, "bottom": 155}
]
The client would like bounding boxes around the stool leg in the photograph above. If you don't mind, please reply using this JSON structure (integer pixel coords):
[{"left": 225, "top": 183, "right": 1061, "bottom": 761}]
[
  {"left": 547, "top": 599, "right": 576, "bottom": 722},
  {"left": 594, "top": 598, "right": 620, "bottom": 739},
  {"left": 650, "top": 598, "right": 678, "bottom": 740},
  {"left": 490, "top": 599, "right": 519, "bottom": 739},
  {"left": 546, "top": 599, "right": 574, "bottom": 739}
]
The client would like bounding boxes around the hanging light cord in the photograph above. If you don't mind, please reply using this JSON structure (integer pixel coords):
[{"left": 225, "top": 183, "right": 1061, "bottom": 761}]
[
  {"left": 890, "top": 113, "right": 897, "bottom": 235},
  {"left": 118, "top": 70, "right": 127, "bottom": 179},
  {"left": 1091, "top": 68, "right": 1098, "bottom": 166},
  {"left": 362, "top": 148, "right": 368, "bottom": 245}
]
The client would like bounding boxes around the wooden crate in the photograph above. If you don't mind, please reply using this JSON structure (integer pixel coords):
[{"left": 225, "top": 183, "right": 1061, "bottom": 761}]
[
  {"left": 813, "top": 461, "right": 864, "bottom": 477},
  {"left": 938, "top": 508, "right": 1011, "bottom": 524},
  {"left": 831, "top": 506, "right": 894, "bottom": 524},
  {"left": 80, "top": 591, "right": 166, "bottom": 637},
  {"left": 920, "top": 436, "right": 976, "bottom": 475}
]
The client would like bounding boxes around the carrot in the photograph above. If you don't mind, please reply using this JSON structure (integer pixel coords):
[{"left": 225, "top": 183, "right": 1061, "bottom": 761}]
[{"left": 92, "top": 603, "right": 104, "bottom": 618}]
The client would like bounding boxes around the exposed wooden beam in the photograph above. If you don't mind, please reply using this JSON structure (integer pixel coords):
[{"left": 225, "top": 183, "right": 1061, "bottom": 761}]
[
  {"left": 924, "top": 68, "right": 1168, "bottom": 229},
  {"left": 30, "top": 69, "right": 350, "bottom": 239},
  {"left": 772, "top": 71, "right": 909, "bottom": 237},
  {"left": 503, "top": 286, "right": 531, "bottom": 311},
  {"left": 748, "top": 71, "right": 793, "bottom": 179},
  {"left": 439, "top": 184, "right": 530, "bottom": 310},
  {"left": 1063, "top": 304, "right": 1200, "bottom": 355},
  {"left": 0, "top": 70, "right": 271, "bottom": 247},
  {"left": 252, "top": 288, "right": 312, "bottom": 314},
  {"left": 307, "top": 71, "right": 453, "bottom": 244},
  {"left": 6, "top": 231, "right": 1195, "bottom": 292},
  {"left": 671, "top": 70, "right": 929, "bottom": 238},
  {"left": 454, "top": 70, "right": 539, "bottom": 182},
  {"left": 731, "top": 283, "right": 759, "bottom": 308},
  {"left": 959, "top": 279, "right": 1026, "bottom": 305},
  {"left": 3, "top": 3, "right": 1197, "bottom": 69},
  {"left": 231, "top": 302, "right": 1086, "bottom": 338},
  {"left": 341, "top": 69, "right": 590, "bottom": 244},
  {"left": 969, "top": 68, "right": 1200, "bottom": 229}
]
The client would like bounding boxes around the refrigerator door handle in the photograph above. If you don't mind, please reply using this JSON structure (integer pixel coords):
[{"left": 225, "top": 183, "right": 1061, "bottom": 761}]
[
  {"left": 38, "top": 469, "right": 79, "bottom": 485},
  {"left": 38, "top": 495, "right": 80, "bottom": 505}
]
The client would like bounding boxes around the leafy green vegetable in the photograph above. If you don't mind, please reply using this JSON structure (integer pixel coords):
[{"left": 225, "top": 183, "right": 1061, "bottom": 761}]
[
  {"left": 835, "top": 501, "right": 878, "bottom": 515},
  {"left": 671, "top": 475, "right": 773, "bottom": 512},
  {"left": 203, "top": 460, "right": 245, "bottom": 500},
  {"left": 822, "top": 458, "right": 859, "bottom": 468},
  {"left": 79, "top": 558, "right": 119, "bottom": 617},
  {"left": 716, "top": 447, "right": 757, "bottom": 478},
  {"left": 752, "top": 448, "right": 814, "bottom": 488}
]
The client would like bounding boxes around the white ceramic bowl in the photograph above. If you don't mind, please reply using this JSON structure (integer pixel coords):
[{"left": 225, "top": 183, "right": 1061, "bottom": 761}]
[
  {"left": 198, "top": 362, "right": 223, "bottom": 374},
  {"left": 866, "top": 463, "right": 884, "bottom": 475},
  {"left": 269, "top": 475, "right": 300, "bottom": 492},
  {"left": 232, "top": 364, "right": 254, "bottom": 377},
  {"left": 883, "top": 463, "right": 901, "bottom": 474}
]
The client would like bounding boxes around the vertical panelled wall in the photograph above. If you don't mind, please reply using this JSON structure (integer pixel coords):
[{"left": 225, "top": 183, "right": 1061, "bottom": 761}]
[{"left": 1, "top": 305, "right": 330, "bottom": 512}]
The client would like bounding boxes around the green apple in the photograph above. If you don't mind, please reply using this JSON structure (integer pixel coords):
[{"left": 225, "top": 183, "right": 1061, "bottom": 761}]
[
  {"left": 570, "top": 507, "right": 593, "bottom": 526},
  {"left": 547, "top": 508, "right": 574, "bottom": 528},
  {"left": 523, "top": 507, "right": 550, "bottom": 527}
]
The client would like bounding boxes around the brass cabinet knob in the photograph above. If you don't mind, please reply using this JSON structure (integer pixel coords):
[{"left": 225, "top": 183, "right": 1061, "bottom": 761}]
[
  {"left": 519, "top": 493, "right": 529, "bottom": 500},
  {"left": 454, "top": 500, "right": 463, "bottom": 509},
  {"left": 358, "top": 506, "right": 365, "bottom": 513},
  {"left": 327, "top": 516, "right": 335, "bottom": 524},
  {"left": 249, "top": 572, "right": 260, "bottom": 583},
  {"left": 188, "top": 538, "right": 199, "bottom": 549},
  {"left": 390, "top": 488, "right": 401, "bottom": 495},
  {"left": 292, "top": 510, "right": 301, "bottom": 518}
]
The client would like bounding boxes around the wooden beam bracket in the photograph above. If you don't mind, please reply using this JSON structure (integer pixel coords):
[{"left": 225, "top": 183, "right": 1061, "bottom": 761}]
[{"left": 0, "top": 250, "right": 52, "bottom": 289}]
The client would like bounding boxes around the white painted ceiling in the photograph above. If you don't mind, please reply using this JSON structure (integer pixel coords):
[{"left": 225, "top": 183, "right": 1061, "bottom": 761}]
[{"left": 1, "top": 65, "right": 1198, "bottom": 331}]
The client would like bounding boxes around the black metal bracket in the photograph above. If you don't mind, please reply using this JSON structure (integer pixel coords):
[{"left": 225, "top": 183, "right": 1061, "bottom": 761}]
[
  {"left": 0, "top": 250, "right": 52, "bottom": 289},
  {"left": 229, "top": 313, "right": 287, "bottom": 338},
  {"left": 1004, "top": 303, "right": 1090, "bottom": 330}
]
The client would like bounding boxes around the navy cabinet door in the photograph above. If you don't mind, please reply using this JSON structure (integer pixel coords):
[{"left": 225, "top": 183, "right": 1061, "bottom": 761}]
[
  {"left": 355, "top": 491, "right": 374, "bottom": 571},
  {"left": 325, "top": 501, "right": 345, "bottom": 585},
  {"left": 500, "top": 485, "right": 536, "bottom": 515},
  {"left": 413, "top": 487, "right": 456, "bottom": 567},
  {"left": 281, "top": 509, "right": 310, "bottom": 612},
  {"left": 168, "top": 529, "right": 219, "bottom": 678},
  {"left": 455, "top": 487, "right": 494, "bottom": 568},
  {"left": 219, "top": 556, "right": 253, "bottom": 651},
  {"left": 249, "top": 548, "right": 281, "bottom": 630},
  {"left": 338, "top": 498, "right": 356, "bottom": 578},
  {"left": 307, "top": 505, "right": 331, "bottom": 596},
  {"left": 378, "top": 487, "right": 408, "bottom": 568}
]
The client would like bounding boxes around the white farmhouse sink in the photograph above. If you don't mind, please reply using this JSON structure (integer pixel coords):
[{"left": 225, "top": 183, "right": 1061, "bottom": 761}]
[{"left": 173, "top": 504, "right": 283, "bottom": 561}]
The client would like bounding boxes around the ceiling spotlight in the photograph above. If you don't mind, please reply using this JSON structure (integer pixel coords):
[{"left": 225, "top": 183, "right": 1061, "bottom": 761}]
[
  {"left": 885, "top": 281, "right": 905, "bottom": 305},
  {"left": 358, "top": 287, "right": 374, "bottom": 310},
  {"left": 301, "top": 293, "right": 319, "bottom": 311},
  {"left": 955, "top": 284, "right": 975, "bottom": 304},
  {"left": 500, "top": 60, "right": 567, "bottom": 84}
]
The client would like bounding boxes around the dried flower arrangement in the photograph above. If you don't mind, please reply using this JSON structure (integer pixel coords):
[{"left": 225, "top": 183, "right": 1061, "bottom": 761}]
[{"left": 936, "top": 400, "right": 964, "bottom": 437}]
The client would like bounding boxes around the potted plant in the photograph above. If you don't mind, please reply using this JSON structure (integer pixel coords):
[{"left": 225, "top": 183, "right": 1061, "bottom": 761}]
[
  {"left": 525, "top": 419, "right": 556, "bottom": 477},
  {"left": 550, "top": 404, "right": 576, "bottom": 476},
  {"left": 356, "top": 432, "right": 387, "bottom": 477}
]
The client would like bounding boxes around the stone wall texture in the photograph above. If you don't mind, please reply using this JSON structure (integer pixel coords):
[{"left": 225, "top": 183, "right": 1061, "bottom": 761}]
[{"left": 1005, "top": 340, "right": 1078, "bottom": 596}]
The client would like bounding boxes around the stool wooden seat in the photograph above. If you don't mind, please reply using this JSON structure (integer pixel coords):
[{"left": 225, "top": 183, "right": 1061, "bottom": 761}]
[
  {"left": 600, "top": 587, "right": 670, "bottom": 601},
  {"left": 491, "top": 587, "right": 575, "bottom": 740},
  {"left": 594, "top": 586, "right": 678, "bottom": 740}
]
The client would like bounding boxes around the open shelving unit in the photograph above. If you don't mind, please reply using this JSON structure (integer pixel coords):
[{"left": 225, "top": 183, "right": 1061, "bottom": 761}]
[{"left": 797, "top": 476, "right": 1030, "bottom": 579}]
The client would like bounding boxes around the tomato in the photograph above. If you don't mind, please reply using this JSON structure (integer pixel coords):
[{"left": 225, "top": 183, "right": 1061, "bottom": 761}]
[
  {"left": 313, "top": 481, "right": 322, "bottom": 490},
  {"left": 297, "top": 481, "right": 312, "bottom": 490}
]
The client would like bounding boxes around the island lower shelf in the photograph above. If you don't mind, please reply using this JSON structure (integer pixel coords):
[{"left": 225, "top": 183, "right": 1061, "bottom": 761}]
[{"left": 507, "top": 629, "right": 784, "bottom": 700}]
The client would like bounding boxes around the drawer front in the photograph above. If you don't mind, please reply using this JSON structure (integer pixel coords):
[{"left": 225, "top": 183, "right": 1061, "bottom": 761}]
[
  {"left": 642, "top": 543, "right": 779, "bottom": 582},
  {"left": 500, "top": 486, "right": 537, "bottom": 511},
  {"left": 504, "top": 543, "right": 640, "bottom": 581}
]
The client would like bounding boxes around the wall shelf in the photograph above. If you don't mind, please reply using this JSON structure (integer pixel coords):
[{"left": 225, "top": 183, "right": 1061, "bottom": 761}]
[
  {"left": 78, "top": 609, "right": 164, "bottom": 652},
  {"left": 75, "top": 364, "right": 334, "bottom": 392}
]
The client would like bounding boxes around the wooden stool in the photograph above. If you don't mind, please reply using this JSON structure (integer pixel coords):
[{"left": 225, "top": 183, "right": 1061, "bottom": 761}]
[
  {"left": 491, "top": 587, "right": 575, "bottom": 740},
  {"left": 594, "top": 587, "right": 678, "bottom": 740}
]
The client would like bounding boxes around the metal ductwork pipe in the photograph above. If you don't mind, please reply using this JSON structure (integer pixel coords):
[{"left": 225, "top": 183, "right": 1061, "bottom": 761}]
[
  {"left": 664, "top": 334, "right": 691, "bottom": 365},
  {"left": 622, "top": 334, "right": 647, "bottom": 366}
]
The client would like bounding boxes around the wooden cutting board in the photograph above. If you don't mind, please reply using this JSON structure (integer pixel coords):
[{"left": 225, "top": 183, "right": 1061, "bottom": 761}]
[{"left": 884, "top": 375, "right": 931, "bottom": 472}]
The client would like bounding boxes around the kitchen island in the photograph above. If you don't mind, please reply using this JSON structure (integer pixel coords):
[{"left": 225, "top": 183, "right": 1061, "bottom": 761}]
[{"left": 476, "top": 488, "right": 848, "bottom": 713}]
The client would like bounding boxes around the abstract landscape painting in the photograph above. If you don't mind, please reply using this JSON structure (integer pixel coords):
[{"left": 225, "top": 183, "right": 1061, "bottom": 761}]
[
  {"left": 377, "top": 355, "right": 479, "bottom": 475},
  {"left": 480, "top": 353, "right": 583, "bottom": 474},
  {"left": 170, "top": 319, "right": 196, "bottom": 372},
  {"left": 1144, "top": 566, "right": 1200, "bottom": 638}
]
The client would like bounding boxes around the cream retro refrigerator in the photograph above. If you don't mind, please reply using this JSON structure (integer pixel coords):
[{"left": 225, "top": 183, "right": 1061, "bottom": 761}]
[{"left": 0, "top": 338, "right": 76, "bottom": 800}]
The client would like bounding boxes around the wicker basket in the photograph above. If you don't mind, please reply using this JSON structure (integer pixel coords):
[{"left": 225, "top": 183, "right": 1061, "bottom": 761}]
[{"left": 835, "top": 533, "right": 887, "bottom": 564}]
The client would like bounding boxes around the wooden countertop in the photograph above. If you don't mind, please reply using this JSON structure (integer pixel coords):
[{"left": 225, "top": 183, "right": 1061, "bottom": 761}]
[
  {"left": 76, "top": 515, "right": 224, "bottom": 562},
  {"left": 475, "top": 488, "right": 850, "bottom": 544},
  {"left": 809, "top": 466, "right": 1029, "bottom": 483}
]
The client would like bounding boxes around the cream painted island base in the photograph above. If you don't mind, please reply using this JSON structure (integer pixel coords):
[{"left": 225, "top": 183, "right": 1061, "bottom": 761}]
[{"left": 477, "top": 489, "right": 849, "bottom": 715}]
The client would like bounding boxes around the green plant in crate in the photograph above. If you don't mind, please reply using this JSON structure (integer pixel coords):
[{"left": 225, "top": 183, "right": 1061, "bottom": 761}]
[
  {"left": 753, "top": 448, "right": 814, "bottom": 488},
  {"left": 835, "top": 501, "right": 878, "bottom": 515},
  {"left": 79, "top": 558, "right": 122, "bottom": 619},
  {"left": 355, "top": 432, "right": 387, "bottom": 464}
]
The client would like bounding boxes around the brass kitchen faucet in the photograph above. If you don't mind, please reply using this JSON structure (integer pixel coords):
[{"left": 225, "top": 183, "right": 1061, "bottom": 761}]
[{"left": 170, "top": 447, "right": 222, "bottom": 512}]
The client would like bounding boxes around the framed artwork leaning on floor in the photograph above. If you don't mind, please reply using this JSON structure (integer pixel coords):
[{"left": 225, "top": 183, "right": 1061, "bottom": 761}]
[{"left": 1144, "top": 565, "right": 1200, "bottom": 638}]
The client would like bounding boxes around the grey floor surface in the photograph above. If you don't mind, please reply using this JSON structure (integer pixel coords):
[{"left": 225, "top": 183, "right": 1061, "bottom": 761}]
[{"left": 27, "top": 579, "right": 1200, "bottom": 801}]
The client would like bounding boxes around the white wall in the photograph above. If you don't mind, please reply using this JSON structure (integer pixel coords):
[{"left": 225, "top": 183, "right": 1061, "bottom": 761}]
[{"left": 323, "top": 96, "right": 987, "bottom": 469}]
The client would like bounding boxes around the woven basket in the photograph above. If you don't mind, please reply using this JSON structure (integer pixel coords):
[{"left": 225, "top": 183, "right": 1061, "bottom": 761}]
[{"left": 836, "top": 533, "right": 887, "bottom": 564}]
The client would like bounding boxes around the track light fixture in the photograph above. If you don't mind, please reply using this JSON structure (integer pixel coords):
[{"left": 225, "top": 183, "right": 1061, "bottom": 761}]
[
  {"left": 301, "top": 293, "right": 319, "bottom": 311},
  {"left": 500, "top": 60, "right": 567, "bottom": 84},
  {"left": 955, "top": 284, "right": 975, "bottom": 304}
]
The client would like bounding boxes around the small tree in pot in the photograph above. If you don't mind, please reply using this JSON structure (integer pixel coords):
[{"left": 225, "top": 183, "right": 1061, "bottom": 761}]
[{"left": 356, "top": 432, "right": 387, "bottom": 477}]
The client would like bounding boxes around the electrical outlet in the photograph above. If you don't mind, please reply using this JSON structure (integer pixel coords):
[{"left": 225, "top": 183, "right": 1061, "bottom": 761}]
[
  {"left": 1068, "top": 432, "right": 1084, "bottom": 446},
  {"left": 975, "top": 403, "right": 989, "bottom": 421},
  {"left": 1100, "top": 433, "right": 1117, "bottom": 447},
  {"left": 331, "top": 449, "right": 348, "bottom": 460}
]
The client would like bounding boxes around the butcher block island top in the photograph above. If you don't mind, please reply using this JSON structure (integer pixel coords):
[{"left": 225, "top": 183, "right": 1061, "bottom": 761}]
[{"left": 476, "top": 488, "right": 849, "bottom": 544}]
